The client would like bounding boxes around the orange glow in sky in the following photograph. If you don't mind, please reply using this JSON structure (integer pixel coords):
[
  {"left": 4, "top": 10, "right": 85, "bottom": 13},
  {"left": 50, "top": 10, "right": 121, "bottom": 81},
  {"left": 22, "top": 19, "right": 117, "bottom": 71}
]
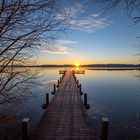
[{"left": 37, "top": 57, "right": 138, "bottom": 65}]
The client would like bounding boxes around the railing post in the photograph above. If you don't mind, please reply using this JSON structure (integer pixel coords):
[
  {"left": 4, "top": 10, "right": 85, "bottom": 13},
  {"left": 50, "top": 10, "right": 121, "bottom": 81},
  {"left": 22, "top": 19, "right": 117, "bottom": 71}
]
[
  {"left": 83, "top": 93, "right": 90, "bottom": 109},
  {"left": 46, "top": 93, "right": 49, "bottom": 106},
  {"left": 54, "top": 84, "right": 56, "bottom": 92},
  {"left": 79, "top": 84, "right": 82, "bottom": 95},
  {"left": 57, "top": 80, "right": 60, "bottom": 87},
  {"left": 76, "top": 80, "right": 79, "bottom": 85},
  {"left": 72, "top": 73, "right": 76, "bottom": 81},
  {"left": 52, "top": 84, "right": 56, "bottom": 94},
  {"left": 22, "top": 118, "right": 30, "bottom": 140},
  {"left": 84, "top": 93, "right": 87, "bottom": 107},
  {"left": 62, "top": 73, "right": 65, "bottom": 79},
  {"left": 42, "top": 93, "right": 49, "bottom": 109},
  {"left": 101, "top": 118, "right": 109, "bottom": 140}
]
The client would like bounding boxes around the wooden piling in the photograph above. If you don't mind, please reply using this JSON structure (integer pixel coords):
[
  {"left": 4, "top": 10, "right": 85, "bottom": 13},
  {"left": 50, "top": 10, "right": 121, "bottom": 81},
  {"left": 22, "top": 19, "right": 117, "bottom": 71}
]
[
  {"left": 101, "top": 118, "right": 109, "bottom": 140},
  {"left": 62, "top": 74, "right": 64, "bottom": 79},
  {"left": 54, "top": 84, "right": 56, "bottom": 92},
  {"left": 46, "top": 93, "right": 49, "bottom": 106},
  {"left": 84, "top": 93, "right": 87, "bottom": 108},
  {"left": 79, "top": 84, "right": 83, "bottom": 95},
  {"left": 76, "top": 80, "right": 79, "bottom": 85},
  {"left": 42, "top": 93, "right": 49, "bottom": 109},
  {"left": 52, "top": 84, "right": 56, "bottom": 94},
  {"left": 74, "top": 76, "right": 77, "bottom": 81},
  {"left": 22, "top": 118, "right": 30, "bottom": 140},
  {"left": 83, "top": 93, "right": 90, "bottom": 109},
  {"left": 80, "top": 84, "right": 81, "bottom": 93},
  {"left": 57, "top": 80, "right": 60, "bottom": 87}
]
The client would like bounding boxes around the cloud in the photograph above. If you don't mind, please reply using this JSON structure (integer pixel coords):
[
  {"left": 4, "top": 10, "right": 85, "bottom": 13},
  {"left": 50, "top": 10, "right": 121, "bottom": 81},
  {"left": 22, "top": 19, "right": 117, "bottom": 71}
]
[
  {"left": 70, "top": 16, "right": 111, "bottom": 33},
  {"left": 43, "top": 45, "right": 69, "bottom": 54},
  {"left": 40, "top": 39, "right": 78, "bottom": 54},
  {"left": 62, "top": 3, "right": 111, "bottom": 33},
  {"left": 57, "top": 39, "right": 78, "bottom": 46}
]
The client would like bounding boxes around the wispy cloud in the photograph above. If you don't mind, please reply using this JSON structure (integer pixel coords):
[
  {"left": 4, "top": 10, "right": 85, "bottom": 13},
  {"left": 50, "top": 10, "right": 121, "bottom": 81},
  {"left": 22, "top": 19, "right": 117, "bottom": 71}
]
[
  {"left": 40, "top": 39, "right": 78, "bottom": 54},
  {"left": 70, "top": 16, "right": 111, "bottom": 33},
  {"left": 42, "top": 45, "right": 69, "bottom": 54},
  {"left": 57, "top": 39, "right": 78, "bottom": 46},
  {"left": 62, "top": 3, "right": 112, "bottom": 33}
]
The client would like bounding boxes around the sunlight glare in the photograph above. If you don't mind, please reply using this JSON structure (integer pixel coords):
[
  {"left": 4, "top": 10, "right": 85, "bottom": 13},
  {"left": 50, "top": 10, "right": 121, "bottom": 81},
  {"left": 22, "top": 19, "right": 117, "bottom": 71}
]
[
  {"left": 76, "top": 67, "right": 79, "bottom": 70},
  {"left": 76, "top": 63, "right": 80, "bottom": 67}
]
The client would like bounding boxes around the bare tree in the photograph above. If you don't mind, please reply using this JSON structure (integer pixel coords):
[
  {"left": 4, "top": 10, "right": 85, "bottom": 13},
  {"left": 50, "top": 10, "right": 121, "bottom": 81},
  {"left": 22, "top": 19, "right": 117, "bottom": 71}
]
[
  {"left": 0, "top": 0, "right": 69, "bottom": 139},
  {"left": 0, "top": 0, "right": 68, "bottom": 109}
]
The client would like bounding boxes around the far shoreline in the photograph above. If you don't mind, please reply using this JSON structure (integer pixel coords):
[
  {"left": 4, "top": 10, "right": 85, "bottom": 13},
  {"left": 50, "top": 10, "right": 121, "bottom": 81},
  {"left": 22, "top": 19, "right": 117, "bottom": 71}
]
[
  {"left": 5, "top": 63, "right": 140, "bottom": 68},
  {"left": 4, "top": 64, "right": 140, "bottom": 70}
]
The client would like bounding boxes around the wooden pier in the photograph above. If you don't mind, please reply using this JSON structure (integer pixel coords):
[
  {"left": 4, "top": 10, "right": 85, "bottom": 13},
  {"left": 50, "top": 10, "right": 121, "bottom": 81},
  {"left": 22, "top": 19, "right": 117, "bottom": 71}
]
[
  {"left": 59, "top": 69, "right": 85, "bottom": 74},
  {"left": 59, "top": 69, "right": 66, "bottom": 74},
  {"left": 72, "top": 69, "right": 85, "bottom": 74},
  {"left": 31, "top": 70, "right": 98, "bottom": 140}
]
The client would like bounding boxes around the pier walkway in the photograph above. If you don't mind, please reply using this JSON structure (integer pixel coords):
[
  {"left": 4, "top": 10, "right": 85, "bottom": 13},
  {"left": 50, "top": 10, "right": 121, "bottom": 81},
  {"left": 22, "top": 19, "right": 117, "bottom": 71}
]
[{"left": 32, "top": 70, "right": 98, "bottom": 140}]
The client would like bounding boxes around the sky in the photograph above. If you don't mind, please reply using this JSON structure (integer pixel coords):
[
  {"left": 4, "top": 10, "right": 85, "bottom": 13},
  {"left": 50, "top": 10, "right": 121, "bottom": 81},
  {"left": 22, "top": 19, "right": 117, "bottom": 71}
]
[{"left": 38, "top": 0, "right": 140, "bottom": 65}]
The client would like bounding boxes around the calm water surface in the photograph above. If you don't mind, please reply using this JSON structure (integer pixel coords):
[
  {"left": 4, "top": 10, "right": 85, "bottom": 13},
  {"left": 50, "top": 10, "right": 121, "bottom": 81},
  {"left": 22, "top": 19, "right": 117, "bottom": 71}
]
[
  {"left": 76, "top": 69, "right": 140, "bottom": 140},
  {"left": 7, "top": 67, "right": 140, "bottom": 140}
]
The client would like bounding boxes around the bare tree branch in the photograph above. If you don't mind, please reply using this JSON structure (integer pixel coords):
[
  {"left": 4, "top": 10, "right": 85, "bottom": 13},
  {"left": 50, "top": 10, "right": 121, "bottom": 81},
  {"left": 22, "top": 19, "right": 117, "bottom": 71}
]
[{"left": 0, "top": 0, "right": 69, "bottom": 112}]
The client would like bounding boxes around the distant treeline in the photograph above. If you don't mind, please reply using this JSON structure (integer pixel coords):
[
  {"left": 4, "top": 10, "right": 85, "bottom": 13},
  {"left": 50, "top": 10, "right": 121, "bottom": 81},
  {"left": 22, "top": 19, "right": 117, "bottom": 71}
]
[
  {"left": 81, "top": 64, "right": 140, "bottom": 67},
  {"left": 5, "top": 64, "right": 140, "bottom": 68}
]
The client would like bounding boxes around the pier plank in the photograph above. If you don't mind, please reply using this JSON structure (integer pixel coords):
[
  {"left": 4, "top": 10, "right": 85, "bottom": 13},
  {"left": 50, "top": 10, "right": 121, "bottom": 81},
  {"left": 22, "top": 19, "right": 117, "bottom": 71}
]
[{"left": 32, "top": 71, "right": 98, "bottom": 140}]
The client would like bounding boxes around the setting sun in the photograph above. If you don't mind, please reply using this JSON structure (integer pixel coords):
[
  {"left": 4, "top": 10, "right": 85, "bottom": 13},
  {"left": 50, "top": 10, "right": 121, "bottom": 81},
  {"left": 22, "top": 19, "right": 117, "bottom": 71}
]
[{"left": 75, "top": 63, "right": 80, "bottom": 67}]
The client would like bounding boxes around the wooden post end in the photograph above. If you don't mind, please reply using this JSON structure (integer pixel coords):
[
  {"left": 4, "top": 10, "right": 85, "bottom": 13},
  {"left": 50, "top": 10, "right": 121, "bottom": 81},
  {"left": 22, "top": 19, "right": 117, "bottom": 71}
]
[
  {"left": 22, "top": 118, "right": 30, "bottom": 140},
  {"left": 84, "top": 93, "right": 87, "bottom": 108},
  {"left": 101, "top": 117, "right": 109, "bottom": 140},
  {"left": 46, "top": 93, "right": 49, "bottom": 106}
]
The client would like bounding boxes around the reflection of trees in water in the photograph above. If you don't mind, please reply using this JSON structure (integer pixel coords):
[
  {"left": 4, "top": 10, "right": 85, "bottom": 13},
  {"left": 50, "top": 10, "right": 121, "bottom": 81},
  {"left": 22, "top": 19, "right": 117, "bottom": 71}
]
[
  {"left": 44, "top": 80, "right": 57, "bottom": 92},
  {"left": 0, "top": 68, "right": 38, "bottom": 140},
  {"left": 0, "top": 68, "right": 34, "bottom": 106},
  {"left": 114, "top": 113, "right": 140, "bottom": 140},
  {"left": 88, "top": 103, "right": 140, "bottom": 140},
  {"left": 0, "top": 68, "right": 60, "bottom": 140},
  {"left": 110, "top": 70, "right": 140, "bottom": 140},
  {"left": 110, "top": 120, "right": 140, "bottom": 140}
]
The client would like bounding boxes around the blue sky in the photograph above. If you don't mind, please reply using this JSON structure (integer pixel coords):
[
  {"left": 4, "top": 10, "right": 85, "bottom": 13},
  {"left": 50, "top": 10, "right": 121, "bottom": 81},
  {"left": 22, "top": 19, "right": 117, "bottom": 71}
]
[{"left": 38, "top": 0, "right": 140, "bottom": 65}]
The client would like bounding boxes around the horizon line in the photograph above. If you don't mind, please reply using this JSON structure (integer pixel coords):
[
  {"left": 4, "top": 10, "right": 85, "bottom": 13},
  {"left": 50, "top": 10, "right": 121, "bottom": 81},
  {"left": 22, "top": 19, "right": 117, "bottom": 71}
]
[{"left": 8, "top": 63, "right": 140, "bottom": 67}]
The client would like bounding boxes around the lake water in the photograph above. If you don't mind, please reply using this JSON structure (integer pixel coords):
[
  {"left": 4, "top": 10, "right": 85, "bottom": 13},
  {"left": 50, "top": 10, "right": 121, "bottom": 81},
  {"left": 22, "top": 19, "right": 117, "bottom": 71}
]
[
  {"left": 1, "top": 67, "right": 140, "bottom": 140},
  {"left": 76, "top": 69, "right": 140, "bottom": 140}
]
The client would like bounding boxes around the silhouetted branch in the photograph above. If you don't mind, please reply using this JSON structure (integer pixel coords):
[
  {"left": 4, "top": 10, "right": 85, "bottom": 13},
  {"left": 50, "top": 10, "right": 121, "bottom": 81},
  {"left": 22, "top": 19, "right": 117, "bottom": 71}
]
[{"left": 0, "top": 0, "right": 69, "bottom": 109}]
